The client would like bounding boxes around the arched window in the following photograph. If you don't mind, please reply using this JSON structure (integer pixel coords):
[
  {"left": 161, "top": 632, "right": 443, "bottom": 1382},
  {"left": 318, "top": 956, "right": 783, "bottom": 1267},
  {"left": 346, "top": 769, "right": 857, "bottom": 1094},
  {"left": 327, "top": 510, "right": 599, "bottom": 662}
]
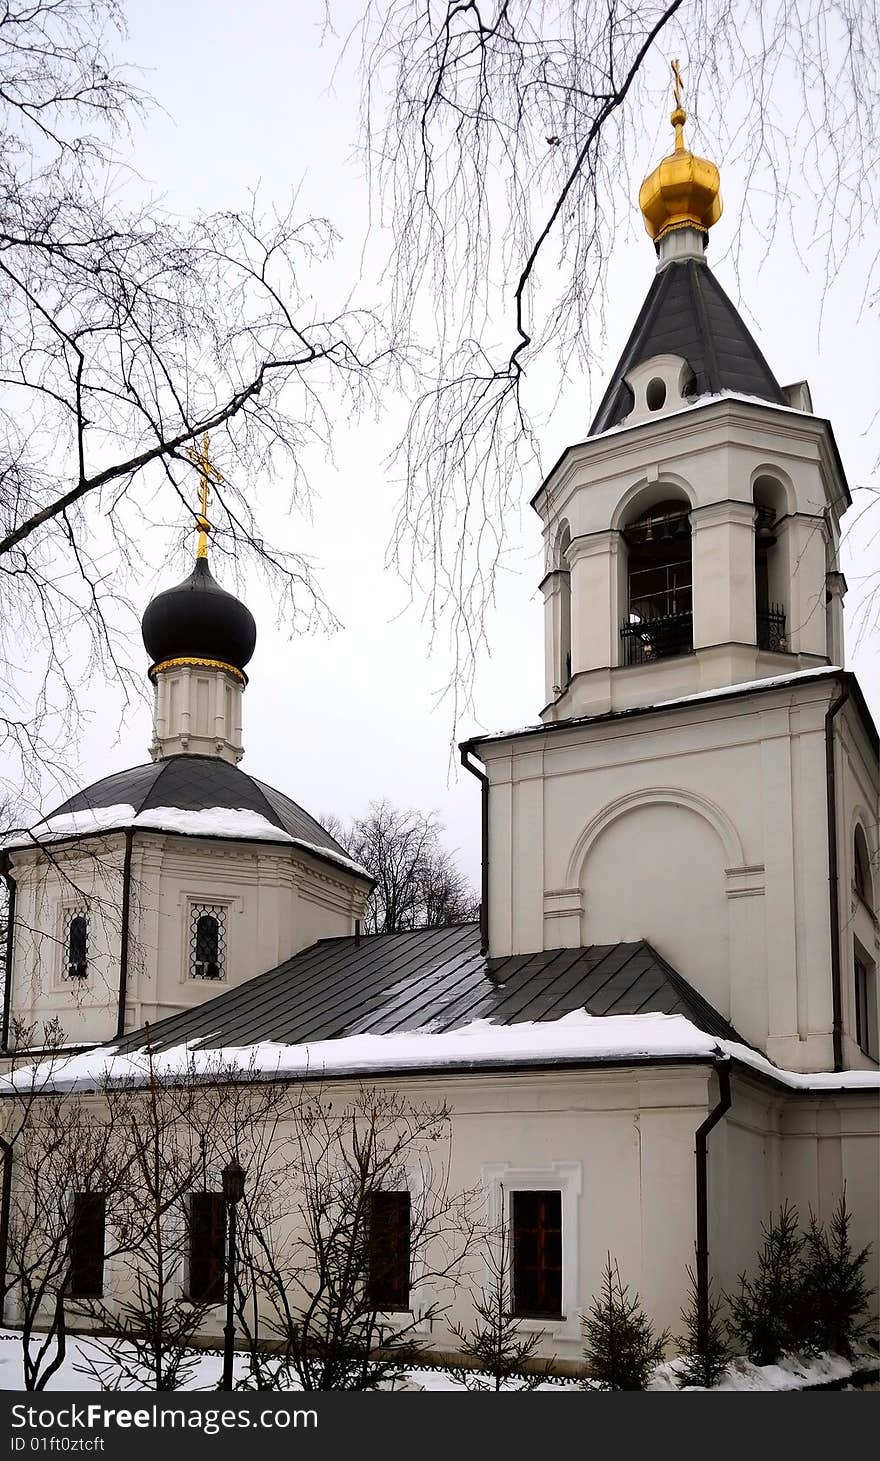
[
  {"left": 190, "top": 904, "right": 226, "bottom": 980},
  {"left": 65, "top": 910, "right": 89, "bottom": 980},
  {"left": 620, "top": 498, "right": 692, "bottom": 665},
  {"left": 854, "top": 825, "right": 873, "bottom": 907},
  {"left": 754, "top": 477, "right": 787, "bottom": 652}
]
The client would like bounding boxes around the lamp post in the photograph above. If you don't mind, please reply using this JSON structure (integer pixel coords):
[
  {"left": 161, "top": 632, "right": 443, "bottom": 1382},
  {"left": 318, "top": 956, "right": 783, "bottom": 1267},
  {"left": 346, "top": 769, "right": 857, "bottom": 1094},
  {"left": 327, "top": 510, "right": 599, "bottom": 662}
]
[{"left": 221, "top": 1157, "right": 246, "bottom": 1391}]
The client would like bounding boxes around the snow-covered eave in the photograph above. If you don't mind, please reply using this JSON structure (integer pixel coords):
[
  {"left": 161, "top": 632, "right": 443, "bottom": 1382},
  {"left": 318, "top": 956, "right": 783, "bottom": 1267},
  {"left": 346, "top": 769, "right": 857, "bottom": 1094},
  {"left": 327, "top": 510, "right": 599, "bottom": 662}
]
[
  {"left": 1, "top": 813, "right": 373, "bottom": 884},
  {"left": 2, "top": 1010, "right": 878, "bottom": 1099},
  {"left": 530, "top": 390, "right": 850, "bottom": 511},
  {"left": 461, "top": 666, "right": 879, "bottom": 757}
]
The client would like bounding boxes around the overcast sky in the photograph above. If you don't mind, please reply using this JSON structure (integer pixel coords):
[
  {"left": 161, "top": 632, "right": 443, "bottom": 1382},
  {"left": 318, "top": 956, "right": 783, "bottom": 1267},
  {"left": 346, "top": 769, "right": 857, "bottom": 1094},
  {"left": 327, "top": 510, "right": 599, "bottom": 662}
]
[{"left": 12, "top": 0, "right": 878, "bottom": 885}]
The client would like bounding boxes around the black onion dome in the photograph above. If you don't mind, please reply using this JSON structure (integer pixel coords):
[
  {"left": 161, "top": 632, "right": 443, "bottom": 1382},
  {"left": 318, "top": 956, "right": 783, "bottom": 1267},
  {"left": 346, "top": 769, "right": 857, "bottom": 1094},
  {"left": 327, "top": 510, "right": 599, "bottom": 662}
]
[{"left": 141, "top": 557, "right": 257, "bottom": 674}]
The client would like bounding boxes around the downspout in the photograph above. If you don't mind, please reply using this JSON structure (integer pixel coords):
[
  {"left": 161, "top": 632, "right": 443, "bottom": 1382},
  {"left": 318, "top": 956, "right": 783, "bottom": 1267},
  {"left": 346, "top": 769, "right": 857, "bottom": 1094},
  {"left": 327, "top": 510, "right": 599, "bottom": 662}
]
[
  {"left": 1, "top": 858, "right": 16, "bottom": 1050},
  {"left": 825, "top": 681, "right": 849, "bottom": 1072},
  {"left": 460, "top": 744, "right": 489, "bottom": 955},
  {"left": 115, "top": 829, "right": 135, "bottom": 1042},
  {"left": 0, "top": 1133, "right": 10, "bottom": 1332},
  {"left": 0, "top": 1135, "right": 11, "bottom": 1326},
  {"left": 694, "top": 1058, "right": 732, "bottom": 1353}
]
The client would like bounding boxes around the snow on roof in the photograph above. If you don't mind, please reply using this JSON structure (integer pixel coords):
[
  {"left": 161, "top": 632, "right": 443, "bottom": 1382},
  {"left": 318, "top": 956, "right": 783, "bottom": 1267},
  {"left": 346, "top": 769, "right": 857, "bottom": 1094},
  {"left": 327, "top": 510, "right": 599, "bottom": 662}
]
[
  {"left": 1, "top": 803, "right": 370, "bottom": 879},
  {"left": 563, "top": 390, "right": 823, "bottom": 452},
  {"left": 2, "top": 1009, "right": 878, "bottom": 1097},
  {"left": 469, "top": 666, "right": 844, "bottom": 748}
]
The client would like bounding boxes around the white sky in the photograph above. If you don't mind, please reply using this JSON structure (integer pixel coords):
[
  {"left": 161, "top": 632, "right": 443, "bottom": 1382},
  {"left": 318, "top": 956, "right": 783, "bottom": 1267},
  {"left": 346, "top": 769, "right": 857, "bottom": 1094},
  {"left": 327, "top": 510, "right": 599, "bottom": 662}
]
[{"left": 16, "top": 0, "right": 879, "bottom": 885}]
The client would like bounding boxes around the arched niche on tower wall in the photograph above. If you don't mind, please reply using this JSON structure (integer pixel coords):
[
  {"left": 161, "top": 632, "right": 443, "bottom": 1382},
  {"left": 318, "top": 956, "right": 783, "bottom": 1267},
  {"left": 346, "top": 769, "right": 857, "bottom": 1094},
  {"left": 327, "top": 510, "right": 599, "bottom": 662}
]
[{"left": 752, "top": 471, "right": 792, "bottom": 654}]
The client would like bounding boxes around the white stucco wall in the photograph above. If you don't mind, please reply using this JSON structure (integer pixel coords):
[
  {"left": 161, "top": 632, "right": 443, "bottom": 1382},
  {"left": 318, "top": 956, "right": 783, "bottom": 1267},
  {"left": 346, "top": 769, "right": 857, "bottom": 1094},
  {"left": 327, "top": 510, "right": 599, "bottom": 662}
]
[
  {"left": 5, "top": 830, "right": 368, "bottom": 1047},
  {"left": 479, "top": 677, "right": 879, "bottom": 1073}
]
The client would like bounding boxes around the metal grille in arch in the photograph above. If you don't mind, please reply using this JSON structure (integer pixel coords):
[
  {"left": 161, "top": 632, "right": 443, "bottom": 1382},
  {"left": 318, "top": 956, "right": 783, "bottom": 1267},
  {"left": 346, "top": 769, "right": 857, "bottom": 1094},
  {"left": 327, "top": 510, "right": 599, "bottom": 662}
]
[{"left": 189, "top": 903, "right": 227, "bottom": 980}]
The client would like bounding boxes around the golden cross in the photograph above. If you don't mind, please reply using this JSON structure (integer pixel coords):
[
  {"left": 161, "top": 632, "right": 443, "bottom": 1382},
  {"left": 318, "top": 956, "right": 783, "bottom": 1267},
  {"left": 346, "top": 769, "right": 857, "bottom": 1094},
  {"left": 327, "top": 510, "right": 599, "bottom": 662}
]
[
  {"left": 185, "top": 432, "right": 223, "bottom": 559},
  {"left": 671, "top": 58, "right": 684, "bottom": 111}
]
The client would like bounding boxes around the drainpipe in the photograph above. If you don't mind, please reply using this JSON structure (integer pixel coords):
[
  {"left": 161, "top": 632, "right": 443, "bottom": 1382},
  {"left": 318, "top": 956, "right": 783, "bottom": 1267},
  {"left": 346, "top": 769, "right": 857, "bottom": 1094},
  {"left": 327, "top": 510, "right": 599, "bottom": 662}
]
[
  {"left": 0, "top": 1135, "right": 10, "bottom": 1325},
  {"left": 825, "top": 681, "right": 849, "bottom": 1072},
  {"left": 115, "top": 830, "right": 135, "bottom": 1042},
  {"left": 1, "top": 859, "right": 16, "bottom": 1050},
  {"left": 694, "top": 1059, "right": 732, "bottom": 1353},
  {"left": 460, "top": 744, "right": 489, "bottom": 954}
]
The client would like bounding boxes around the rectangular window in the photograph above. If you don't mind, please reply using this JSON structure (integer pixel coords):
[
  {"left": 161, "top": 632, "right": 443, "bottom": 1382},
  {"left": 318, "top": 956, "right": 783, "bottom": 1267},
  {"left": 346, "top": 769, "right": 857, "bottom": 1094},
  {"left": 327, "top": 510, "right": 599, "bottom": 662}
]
[
  {"left": 187, "top": 1193, "right": 226, "bottom": 1304},
  {"left": 855, "top": 952, "right": 878, "bottom": 1061},
  {"left": 189, "top": 904, "right": 227, "bottom": 980},
  {"left": 69, "top": 1192, "right": 105, "bottom": 1298},
  {"left": 64, "top": 908, "right": 89, "bottom": 980},
  {"left": 511, "top": 1189, "right": 563, "bottom": 1319},
  {"left": 366, "top": 1191, "right": 410, "bottom": 1311}
]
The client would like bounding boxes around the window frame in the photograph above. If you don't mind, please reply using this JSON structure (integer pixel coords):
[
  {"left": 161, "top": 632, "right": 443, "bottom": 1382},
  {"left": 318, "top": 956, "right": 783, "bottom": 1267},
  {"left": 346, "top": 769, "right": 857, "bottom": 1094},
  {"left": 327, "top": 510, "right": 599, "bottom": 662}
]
[
  {"left": 186, "top": 901, "right": 229, "bottom": 984},
  {"left": 58, "top": 905, "right": 91, "bottom": 986},
  {"left": 185, "top": 1191, "right": 227, "bottom": 1306},
  {"left": 482, "top": 1161, "right": 582, "bottom": 1341},
  {"left": 68, "top": 1191, "right": 106, "bottom": 1299},
  {"left": 510, "top": 1188, "right": 563, "bottom": 1321},
  {"left": 365, "top": 1189, "right": 412, "bottom": 1314},
  {"left": 854, "top": 944, "right": 878, "bottom": 1063}
]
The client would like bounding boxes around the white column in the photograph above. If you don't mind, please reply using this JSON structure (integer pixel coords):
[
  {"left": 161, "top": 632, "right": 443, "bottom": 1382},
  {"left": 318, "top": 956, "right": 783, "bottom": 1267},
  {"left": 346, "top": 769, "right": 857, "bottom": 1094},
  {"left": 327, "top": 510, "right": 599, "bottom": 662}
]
[
  {"left": 567, "top": 530, "right": 621, "bottom": 673},
  {"left": 691, "top": 501, "right": 756, "bottom": 649}
]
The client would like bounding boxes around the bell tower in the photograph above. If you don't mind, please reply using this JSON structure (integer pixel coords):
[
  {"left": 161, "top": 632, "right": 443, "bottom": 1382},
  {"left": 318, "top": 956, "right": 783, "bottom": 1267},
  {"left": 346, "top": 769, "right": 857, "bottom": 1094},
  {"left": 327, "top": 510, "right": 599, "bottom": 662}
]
[{"left": 536, "top": 70, "right": 848, "bottom": 723}]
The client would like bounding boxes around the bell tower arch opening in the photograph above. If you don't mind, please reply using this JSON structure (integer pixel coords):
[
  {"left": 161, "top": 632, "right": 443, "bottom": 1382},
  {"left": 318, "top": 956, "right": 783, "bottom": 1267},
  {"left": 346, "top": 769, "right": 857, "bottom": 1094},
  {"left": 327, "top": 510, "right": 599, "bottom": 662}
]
[
  {"left": 620, "top": 494, "right": 693, "bottom": 666},
  {"left": 753, "top": 474, "right": 788, "bottom": 653}
]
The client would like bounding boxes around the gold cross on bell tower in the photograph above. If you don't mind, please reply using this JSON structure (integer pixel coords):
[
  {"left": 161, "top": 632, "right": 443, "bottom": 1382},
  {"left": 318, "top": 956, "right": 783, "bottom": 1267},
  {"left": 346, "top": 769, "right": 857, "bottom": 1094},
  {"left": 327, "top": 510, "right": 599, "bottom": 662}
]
[{"left": 186, "top": 432, "right": 224, "bottom": 559}]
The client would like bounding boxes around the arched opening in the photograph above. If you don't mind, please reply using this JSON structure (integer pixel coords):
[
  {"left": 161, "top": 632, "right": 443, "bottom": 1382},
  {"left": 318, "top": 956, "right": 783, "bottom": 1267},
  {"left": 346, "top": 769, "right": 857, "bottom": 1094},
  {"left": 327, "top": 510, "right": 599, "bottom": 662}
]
[
  {"left": 620, "top": 497, "right": 692, "bottom": 665},
  {"left": 558, "top": 524, "right": 571, "bottom": 687},
  {"left": 753, "top": 476, "right": 788, "bottom": 652},
  {"left": 854, "top": 824, "right": 873, "bottom": 908}
]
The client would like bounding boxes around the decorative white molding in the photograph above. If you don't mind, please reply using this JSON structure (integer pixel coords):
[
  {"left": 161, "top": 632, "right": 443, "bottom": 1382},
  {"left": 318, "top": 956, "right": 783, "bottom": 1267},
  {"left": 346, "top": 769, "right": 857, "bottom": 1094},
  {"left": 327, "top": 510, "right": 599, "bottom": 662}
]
[
  {"left": 482, "top": 1160, "right": 583, "bottom": 1342},
  {"left": 565, "top": 786, "right": 748, "bottom": 888}
]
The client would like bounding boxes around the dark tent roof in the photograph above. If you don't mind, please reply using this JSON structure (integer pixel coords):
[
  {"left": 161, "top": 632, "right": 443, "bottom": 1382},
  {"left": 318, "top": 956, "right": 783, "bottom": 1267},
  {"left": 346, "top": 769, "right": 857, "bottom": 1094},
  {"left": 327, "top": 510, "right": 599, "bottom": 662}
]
[
  {"left": 42, "top": 755, "right": 347, "bottom": 858},
  {"left": 590, "top": 257, "right": 785, "bottom": 435},
  {"left": 116, "top": 923, "right": 744, "bottom": 1054}
]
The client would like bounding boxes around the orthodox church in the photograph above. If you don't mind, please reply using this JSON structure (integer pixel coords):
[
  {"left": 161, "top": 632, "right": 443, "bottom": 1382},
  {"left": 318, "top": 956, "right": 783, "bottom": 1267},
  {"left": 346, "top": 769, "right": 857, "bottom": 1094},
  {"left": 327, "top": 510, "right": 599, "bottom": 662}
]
[{"left": 1, "top": 88, "right": 878, "bottom": 1360}]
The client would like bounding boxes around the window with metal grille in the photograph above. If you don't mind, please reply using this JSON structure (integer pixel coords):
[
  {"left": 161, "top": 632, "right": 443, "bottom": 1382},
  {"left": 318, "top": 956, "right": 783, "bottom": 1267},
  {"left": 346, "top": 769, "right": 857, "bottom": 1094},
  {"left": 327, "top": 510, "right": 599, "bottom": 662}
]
[
  {"left": 187, "top": 1193, "right": 226, "bottom": 1304},
  {"left": 64, "top": 909, "right": 89, "bottom": 980},
  {"left": 69, "top": 1192, "right": 105, "bottom": 1297},
  {"left": 366, "top": 1190, "right": 411, "bottom": 1311},
  {"left": 854, "top": 949, "right": 878, "bottom": 1061},
  {"left": 189, "top": 904, "right": 226, "bottom": 980},
  {"left": 511, "top": 1189, "right": 563, "bottom": 1319}
]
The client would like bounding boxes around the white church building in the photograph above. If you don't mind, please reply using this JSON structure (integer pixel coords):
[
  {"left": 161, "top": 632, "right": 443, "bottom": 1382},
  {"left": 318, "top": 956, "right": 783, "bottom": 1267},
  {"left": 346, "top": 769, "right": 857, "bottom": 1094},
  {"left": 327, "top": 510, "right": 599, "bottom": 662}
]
[{"left": 1, "top": 95, "right": 878, "bottom": 1363}]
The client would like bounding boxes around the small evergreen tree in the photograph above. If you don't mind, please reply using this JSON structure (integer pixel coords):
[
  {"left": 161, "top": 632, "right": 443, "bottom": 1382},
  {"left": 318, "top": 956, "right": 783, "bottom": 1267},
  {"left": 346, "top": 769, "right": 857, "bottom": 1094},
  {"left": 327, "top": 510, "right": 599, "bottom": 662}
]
[
  {"left": 450, "top": 1208, "right": 554, "bottom": 1390},
  {"left": 728, "top": 1202, "right": 804, "bottom": 1364},
  {"left": 582, "top": 1254, "right": 670, "bottom": 1390},
  {"left": 799, "top": 1193, "right": 874, "bottom": 1358},
  {"left": 676, "top": 1266, "right": 731, "bottom": 1389}
]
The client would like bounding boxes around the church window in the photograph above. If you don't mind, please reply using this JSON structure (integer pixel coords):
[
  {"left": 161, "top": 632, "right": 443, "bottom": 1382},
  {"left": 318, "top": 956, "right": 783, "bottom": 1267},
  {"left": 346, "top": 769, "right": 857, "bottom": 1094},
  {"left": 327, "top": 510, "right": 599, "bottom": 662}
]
[
  {"left": 69, "top": 1192, "right": 106, "bottom": 1298},
  {"left": 189, "top": 904, "right": 227, "bottom": 980},
  {"left": 366, "top": 1190, "right": 411, "bottom": 1311},
  {"left": 854, "top": 948, "right": 877, "bottom": 1062},
  {"left": 558, "top": 523, "right": 572, "bottom": 689},
  {"left": 511, "top": 1189, "right": 562, "bottom": 1319},
  {"left": 186, "top": 1192, "right": 226, "bottom": 1304},
  {"left": 621, "top": 499, "right": 692, "bottom": 665},
  {"left": 64, "top": 909, "right": 89, "bottom": 980},
  {"left": 646, "top": 377, "right": 666, "bottom": 411},
  {"left": 853, "top": 826, "right": 872, "bottom": 907}
]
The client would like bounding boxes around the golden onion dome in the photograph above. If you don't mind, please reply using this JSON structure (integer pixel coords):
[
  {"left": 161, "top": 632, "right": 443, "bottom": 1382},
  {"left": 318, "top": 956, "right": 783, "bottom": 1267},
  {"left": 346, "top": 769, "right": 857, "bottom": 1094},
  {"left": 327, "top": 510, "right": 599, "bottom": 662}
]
[{"left": 638, "top": 61, "right": 722, "bottom": 245}]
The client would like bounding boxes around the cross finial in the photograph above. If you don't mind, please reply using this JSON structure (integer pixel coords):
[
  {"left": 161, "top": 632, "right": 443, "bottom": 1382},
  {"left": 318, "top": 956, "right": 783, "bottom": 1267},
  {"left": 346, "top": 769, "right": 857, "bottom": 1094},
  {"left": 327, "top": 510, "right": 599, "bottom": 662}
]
[
  {"left": 185, "top": 432, "right": 223, "bottom": 559},
  {"left": 670, "top": 58, "right": 687, "bottom": 151}
]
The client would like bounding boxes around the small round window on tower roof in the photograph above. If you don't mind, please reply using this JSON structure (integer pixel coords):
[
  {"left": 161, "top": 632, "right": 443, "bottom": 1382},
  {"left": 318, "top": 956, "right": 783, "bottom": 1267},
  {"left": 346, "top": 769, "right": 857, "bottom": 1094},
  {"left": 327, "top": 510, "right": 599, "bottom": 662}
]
[{"left": 646, "top": 378, "right": 667, "bottom": 411}]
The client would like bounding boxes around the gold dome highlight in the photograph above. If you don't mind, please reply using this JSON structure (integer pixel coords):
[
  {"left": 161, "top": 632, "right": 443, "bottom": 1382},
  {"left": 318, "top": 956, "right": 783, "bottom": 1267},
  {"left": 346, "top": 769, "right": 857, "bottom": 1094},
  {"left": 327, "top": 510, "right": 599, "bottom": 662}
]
[{"left": 639, "top": 61, "right": 722, "bottom": 245}]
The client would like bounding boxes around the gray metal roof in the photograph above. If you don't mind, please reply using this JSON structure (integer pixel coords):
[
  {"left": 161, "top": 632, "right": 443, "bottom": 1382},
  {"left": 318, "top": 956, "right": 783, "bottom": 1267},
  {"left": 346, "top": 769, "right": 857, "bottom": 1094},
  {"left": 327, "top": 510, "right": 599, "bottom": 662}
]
[
  {"left": 42, "top": 755, "right": 347, "bottom": 858},
  {"left": 118, "top": 923, "right": 744, "bottom": 1054},
  {"left": 590, "top": 257, "right": 785, "bottom": 435}
]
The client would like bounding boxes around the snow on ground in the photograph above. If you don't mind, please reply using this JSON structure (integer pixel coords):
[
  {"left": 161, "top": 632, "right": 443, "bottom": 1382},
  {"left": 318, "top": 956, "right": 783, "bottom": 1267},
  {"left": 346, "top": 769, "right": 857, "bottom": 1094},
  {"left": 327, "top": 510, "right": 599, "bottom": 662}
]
[
  {"left": 3, "top": 1010, "right": 879, "bottom": 1098},
  {"left": 0, "top": 1330, "right": 873, "bottom": 1393}
]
